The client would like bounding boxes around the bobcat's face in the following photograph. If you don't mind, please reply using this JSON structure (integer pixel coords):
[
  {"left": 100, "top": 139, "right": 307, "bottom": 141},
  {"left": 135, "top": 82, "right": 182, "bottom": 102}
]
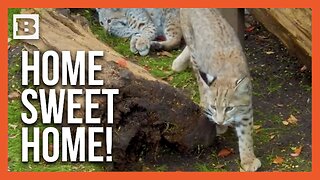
[
  {"left": 200, "top": 72, "right": 251, "bottom": 125},
  {"left": 96, "top": 8, "right": 127, "bottom": 33}
]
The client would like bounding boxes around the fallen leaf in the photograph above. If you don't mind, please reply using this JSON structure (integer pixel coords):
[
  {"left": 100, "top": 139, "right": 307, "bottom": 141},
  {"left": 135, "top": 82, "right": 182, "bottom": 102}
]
[
  {"left": 245, "top": 26, "right": 255, "bottom": 32},
  {"left": 8, "top": 124, "right": 18, "bottom": 130},
  {"left": 257, "top": 35, "right": 268, "bottom": 39},
  {"left": 282, "top": 121, "right": 289, "bottom": 126},
  {"left": 270, "top": 134, "right": 276, "bottom": 140},
  {"left": 273, "top": 156, "right": 284, "bottom": 164},
  {"left": 166, "top": 76, "right": 173, "bottom": 82},
  {"left": 277, "top": 104, "right": 284, "bottom": 107},
  {"left": 142, "top": 166, "right": 151, "bottom": 171},
  {"left": 157, "top": 51, "right": 173, "bottom": 58},
  {"left": 143, "top": 65, "right": 151, "bottom": 71},
  {"left": 265, "top": 51, "right": 275, "bottom": 55},
  {"left": 116, "top": 58, "right": 128, "bottom": 68},
  {"left": 214, "top": 164, "right": 225, "bottom": 169},
  {"left": 291, "top": 146, "right": 303, "bottom": 157},
  {"left": 300, "top": 65, "right": 307, "bottom": 72},
  {"left": 218, "top": 148, "right": 233, "bottom": 158},
  {"left": 287, "top": 115, "right": 298, "bottom": 125},
  {"left": 9, "top": 134, "right": 18, "bottom": 139},
  {"left": 253, "top": 125, "right": 262, "bottom": 130},
  {"left": 8, "top": 91, "right": 20, "bottom": 100}
]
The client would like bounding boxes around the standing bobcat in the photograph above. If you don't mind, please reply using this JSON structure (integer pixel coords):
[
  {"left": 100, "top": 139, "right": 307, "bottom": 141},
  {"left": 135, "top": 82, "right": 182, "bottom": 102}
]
[
  {"left": 96, "top": 8, "right": 182, "bottom": 56},
  {"left": 172, "top": 8, "right": 261, "bottom": 172}
]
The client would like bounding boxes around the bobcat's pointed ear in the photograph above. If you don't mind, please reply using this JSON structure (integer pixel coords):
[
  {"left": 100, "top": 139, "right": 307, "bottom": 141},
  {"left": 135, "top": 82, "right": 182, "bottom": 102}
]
[
  {"left": 235, "top": 76, "right": 251, "bottom": 92},
  {"left": 199, "top": 71, "right": 216, "bottom": 86},
  {"left": 235, "top": 76, "right": 246, "bottom": 85}
]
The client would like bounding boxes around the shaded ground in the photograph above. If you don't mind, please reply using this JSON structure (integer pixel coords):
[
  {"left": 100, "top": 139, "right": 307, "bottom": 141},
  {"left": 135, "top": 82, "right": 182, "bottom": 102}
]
[{"left": 7, "top": 9, "right": 311, "bottom": 172}]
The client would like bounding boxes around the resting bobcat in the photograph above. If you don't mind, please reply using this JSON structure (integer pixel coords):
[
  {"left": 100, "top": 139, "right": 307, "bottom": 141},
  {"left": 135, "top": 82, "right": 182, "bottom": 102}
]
[
  {"left": 172, "top": 8, "right": 261, "bottom": 172},
  {"left": 96, "top": 8, "right": 182, "bottom": 56}
]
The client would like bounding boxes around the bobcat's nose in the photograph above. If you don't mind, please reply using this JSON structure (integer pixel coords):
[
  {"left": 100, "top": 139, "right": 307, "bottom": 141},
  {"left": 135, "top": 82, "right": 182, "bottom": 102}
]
[{"left": 216, "top": 120, "right": 224, "bottom": 125}]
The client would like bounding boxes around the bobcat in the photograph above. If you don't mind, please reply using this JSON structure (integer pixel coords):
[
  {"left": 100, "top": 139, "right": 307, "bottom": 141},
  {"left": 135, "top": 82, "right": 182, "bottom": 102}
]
[
  {"left": 172, "top": 8, "right": 261, "bottom": 172},
  {"left": 96, "top": 8, "right": 182, "bottom": 56}
]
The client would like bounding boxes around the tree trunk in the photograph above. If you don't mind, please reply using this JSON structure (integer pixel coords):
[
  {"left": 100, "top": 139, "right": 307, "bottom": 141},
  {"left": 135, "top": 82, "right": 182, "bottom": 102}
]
[
  {"left": 20, "top": 9, "right": 216, "bottom": 170},
  {"left": 249, "top": 8, "right": 312, "bottom": 69}
]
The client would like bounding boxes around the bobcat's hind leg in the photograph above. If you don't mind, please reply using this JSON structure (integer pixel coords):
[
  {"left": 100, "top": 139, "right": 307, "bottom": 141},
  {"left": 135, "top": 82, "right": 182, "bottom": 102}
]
[
  {"left": 172, "top": 46, "right": 190, "bottom": 72},
  {"left": 150, "top": 8, "right": 182, "bottom": 51}
]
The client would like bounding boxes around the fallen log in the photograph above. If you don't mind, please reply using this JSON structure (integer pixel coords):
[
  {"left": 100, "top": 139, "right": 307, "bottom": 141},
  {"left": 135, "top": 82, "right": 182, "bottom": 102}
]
[
  {"left": 249, "top": 8, "right": 312, "bottom": 69},
  {"left": 19, "top": 9, "right": 216, "bottom": 170}
]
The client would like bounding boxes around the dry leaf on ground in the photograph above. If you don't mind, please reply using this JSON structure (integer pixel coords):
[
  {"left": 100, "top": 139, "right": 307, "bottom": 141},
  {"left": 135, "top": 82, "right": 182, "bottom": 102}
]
[
  {"left": 300, "top": 65, "right": 307, "bottom": 72},
  {"left": 287, "top": 115, "right": 298, "bottom": 125},
  {"left": 273, "top": 156, "right": 284, "bottom": 164},
  {"left": 116, "top": 58, "right": 128, "bottom": 68},
  {"left": 253, "top": 125, "right": 262, "bottom": 130},
  {"left": 218, "top": 148, "right": 233, "bottom": 158},
  {"left": 282, "top": 121, "right": 289, "bottom": 126},
  {"left": 157, "top": 51, "right": 173, "bottom": 57},
  {"left": 245, "top": 26, "right": 255, "bottom": 32},
  {"left": 266, "top": 51, "right": 275, "bottom": 55},
  {"left": 291, "top": 146, "right": 303, "bottom": 157},
  {"left": 270, "top": 134, "right": 276, "bottom": 140},
  {"left": 8, "top": 91, "right": 20, "bottom": 100}
]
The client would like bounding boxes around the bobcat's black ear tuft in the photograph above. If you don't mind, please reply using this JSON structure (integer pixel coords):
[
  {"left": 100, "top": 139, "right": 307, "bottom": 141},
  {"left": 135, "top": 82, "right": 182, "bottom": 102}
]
[{"left": 199, "top": 71, "right": 216, "bottom": 86}]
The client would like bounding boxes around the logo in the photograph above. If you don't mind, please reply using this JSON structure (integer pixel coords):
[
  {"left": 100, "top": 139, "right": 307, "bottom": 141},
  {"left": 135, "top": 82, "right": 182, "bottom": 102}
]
[{"left": 13, "top": 14, "right": 39, "bottom": 40}]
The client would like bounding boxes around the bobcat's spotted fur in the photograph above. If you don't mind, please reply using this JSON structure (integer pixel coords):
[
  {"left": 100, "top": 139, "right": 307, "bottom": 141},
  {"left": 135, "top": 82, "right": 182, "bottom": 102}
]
[
  {"left": 96, "top": 8, "right": 182, "bottom": 56},
  {"left": 172, "top": 8, "right": 261, "bottom": 172}
]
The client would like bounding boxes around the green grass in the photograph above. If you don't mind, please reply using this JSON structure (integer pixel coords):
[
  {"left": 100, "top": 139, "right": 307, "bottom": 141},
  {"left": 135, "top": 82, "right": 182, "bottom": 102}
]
[
  {"left": 194, "top": 163, "right": 226, "bottom": 172},
  {"left": 267, "top": 81, "right": 282, "bottom": 94},
  {"left": 8, "top": 8, "right": 21, "bottom": 41},
  {"left": 154, "top": 165, "right": 169, "bottom": 172},
  {"left": 8, "top": 98, "right": 104, "bottom": 172}
]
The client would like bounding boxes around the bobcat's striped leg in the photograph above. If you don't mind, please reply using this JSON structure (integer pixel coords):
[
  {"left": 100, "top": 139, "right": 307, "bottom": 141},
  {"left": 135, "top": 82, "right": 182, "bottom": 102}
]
[{"left": 235, "top": 116, "right": 261, "bottom": 172}]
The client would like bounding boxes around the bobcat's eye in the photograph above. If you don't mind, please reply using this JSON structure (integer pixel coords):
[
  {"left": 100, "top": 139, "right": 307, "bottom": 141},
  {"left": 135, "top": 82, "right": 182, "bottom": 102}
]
[
  {"left": 225, "top": 107, "right": 234, "bottom": 112},
  {"left": 107, "top": 19, "right": 112, "bottom": 24}
]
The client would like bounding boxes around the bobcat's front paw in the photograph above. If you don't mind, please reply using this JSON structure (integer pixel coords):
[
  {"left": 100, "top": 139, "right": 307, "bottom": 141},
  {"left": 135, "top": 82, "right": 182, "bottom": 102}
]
[
  {"left": 130, "top": 35, "right": 150, "bottom": 56},
  {"left": 240, "top": 158, "right": 261, "bottom": 172}
]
